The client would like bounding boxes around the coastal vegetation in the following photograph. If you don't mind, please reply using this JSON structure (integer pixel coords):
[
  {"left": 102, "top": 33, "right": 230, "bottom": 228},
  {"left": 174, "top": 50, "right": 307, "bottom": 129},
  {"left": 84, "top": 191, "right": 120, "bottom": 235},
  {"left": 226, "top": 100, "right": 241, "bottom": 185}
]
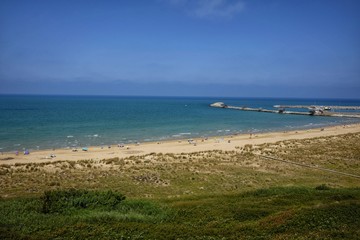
[{"left": 1, "top": 133, "right": 360, "bottom": 239}]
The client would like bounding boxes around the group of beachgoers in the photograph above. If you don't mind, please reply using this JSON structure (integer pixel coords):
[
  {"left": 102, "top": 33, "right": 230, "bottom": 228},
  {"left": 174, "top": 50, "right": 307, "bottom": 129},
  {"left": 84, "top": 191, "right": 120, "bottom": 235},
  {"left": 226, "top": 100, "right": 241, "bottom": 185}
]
[{"left": 13, "top": 150, "right": 30, "bottom": 155}]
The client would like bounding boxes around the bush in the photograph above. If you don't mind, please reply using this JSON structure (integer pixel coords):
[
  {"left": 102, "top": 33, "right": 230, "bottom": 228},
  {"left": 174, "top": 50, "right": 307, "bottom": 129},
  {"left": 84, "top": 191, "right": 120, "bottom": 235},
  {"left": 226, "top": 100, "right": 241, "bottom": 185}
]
[
  {"left": 41, "top": 189, "right": 126, "bottom": 214},
  {"left": 315, "top": 184, "right": 331, "bottom": 191}
]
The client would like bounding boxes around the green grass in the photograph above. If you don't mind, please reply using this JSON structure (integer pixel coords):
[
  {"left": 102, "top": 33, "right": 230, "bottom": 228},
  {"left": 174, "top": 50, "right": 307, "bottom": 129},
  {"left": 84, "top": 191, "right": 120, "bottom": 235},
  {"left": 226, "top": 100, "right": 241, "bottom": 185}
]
[
  {"left": 40, "top": 189, "right": 126, "bottom": 214},
  {"left": 0, "top": 187, "right": 359, "bottom": 239}
]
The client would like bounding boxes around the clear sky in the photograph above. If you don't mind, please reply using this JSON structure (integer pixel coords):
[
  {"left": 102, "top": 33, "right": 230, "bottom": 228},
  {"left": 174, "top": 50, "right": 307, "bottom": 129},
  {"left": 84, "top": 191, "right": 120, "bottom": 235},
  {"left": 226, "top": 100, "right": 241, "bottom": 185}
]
[{"left": 1, "top": 0, "right": 359, "bottom": 98}]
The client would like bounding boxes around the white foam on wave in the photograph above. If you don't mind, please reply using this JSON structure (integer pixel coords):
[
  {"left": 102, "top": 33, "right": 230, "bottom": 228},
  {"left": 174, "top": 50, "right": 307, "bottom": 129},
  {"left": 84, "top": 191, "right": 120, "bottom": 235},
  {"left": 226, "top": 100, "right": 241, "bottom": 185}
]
[
  {"left": 85, "top": 134, "right": 99, "bottom": 138},
  {"left": 178, "top": 132, "right": 191, "bottom": 135},
  {"left": 159, "top": 136, "right": 170, "bottom": 140},
  {"left": 67, "top": 135, "right": 74, "bottom": 138},
  {"left": 302, "top": 122, "right": 326, "bottom": 128}
]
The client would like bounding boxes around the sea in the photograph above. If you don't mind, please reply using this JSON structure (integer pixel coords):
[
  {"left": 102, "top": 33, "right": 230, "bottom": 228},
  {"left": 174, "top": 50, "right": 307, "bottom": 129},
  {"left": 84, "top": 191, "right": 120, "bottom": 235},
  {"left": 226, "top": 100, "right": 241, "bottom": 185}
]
[{"left": 1, "top": 95, "right": 360, "bottom": 152}]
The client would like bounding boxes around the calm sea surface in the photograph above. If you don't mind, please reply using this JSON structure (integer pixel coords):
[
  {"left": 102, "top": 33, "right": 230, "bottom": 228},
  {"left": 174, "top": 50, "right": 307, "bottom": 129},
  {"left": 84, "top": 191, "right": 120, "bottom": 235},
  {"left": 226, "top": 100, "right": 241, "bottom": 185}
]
[{"left": 1, "top": 95, "right": 359, "bottom": 151}]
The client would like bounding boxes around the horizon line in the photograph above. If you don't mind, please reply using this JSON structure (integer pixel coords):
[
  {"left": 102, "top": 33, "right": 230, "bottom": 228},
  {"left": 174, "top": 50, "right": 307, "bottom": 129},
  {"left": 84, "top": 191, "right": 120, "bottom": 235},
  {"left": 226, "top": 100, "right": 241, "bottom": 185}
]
[{"left": 0, "top": 93, "right": 359, "bottom": 101}]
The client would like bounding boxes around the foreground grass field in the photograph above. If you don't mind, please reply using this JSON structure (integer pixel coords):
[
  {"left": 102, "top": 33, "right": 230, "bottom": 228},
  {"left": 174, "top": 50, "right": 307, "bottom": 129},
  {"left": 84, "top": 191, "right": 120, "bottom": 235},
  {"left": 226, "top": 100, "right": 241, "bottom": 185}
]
[
  {"left": 1, "top": 187, "right": 359, "bottom": 239},
  {"left": 1, "top": 133, "right": 360, "bottom": 239}
]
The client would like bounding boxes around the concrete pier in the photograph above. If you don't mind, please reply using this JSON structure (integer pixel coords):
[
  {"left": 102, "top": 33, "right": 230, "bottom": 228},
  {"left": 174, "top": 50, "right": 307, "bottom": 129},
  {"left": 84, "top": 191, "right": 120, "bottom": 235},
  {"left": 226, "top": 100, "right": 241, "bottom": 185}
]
[
  {"left": 210, "top": 102, "right": 360, "bottom": 118},
  {"left": 273, "top": 105, "right": 360, "bottom": 110}
]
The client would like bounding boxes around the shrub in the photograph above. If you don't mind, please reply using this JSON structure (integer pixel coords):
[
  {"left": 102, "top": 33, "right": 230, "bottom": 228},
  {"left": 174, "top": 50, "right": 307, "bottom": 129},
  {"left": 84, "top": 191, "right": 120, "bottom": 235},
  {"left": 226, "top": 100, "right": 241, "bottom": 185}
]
[
  {"left": 315, "top": 184, "right": 331, "bottom": 191},
  {"left": 41, "top": 189, "right": 126, "bottom": 214}
]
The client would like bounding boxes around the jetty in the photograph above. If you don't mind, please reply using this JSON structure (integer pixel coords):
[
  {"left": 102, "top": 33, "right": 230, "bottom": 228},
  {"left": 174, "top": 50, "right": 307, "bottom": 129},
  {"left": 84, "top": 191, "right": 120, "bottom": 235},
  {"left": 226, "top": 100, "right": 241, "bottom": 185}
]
[
  {"left": 210, "top": 102, "right": 360, "bottom": 118},
  {"left": 273, "top": 105, "right": 360, "bottom": 111}
]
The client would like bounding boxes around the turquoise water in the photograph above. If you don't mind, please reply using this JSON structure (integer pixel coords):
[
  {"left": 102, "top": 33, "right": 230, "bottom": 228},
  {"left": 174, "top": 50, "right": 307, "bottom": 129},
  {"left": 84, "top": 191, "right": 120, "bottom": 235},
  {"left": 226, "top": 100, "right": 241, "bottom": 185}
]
[{"left": 0, "top": 95, "right": 359, "bottom": 151}]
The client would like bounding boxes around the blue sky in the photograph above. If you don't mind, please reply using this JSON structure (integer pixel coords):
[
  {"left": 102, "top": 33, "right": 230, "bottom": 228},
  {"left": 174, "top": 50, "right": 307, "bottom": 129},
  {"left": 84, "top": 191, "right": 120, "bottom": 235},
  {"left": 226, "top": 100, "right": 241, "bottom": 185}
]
[{"left": 0, "top": 0, "right": 359, "bottom": 98}]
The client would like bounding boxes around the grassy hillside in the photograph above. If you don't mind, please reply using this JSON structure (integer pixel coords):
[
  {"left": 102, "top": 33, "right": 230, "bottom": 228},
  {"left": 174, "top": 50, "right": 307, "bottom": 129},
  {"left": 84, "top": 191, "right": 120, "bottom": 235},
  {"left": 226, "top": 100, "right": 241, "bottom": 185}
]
[{"left": 1, "top": 133, "right": 359, "bottom": 239}]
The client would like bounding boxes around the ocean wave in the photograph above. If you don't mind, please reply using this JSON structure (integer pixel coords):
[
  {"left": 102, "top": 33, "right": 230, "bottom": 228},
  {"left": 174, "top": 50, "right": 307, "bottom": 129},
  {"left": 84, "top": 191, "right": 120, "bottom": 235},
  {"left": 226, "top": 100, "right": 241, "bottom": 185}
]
[
  {"left": 85, "top": 134, "right": 100, "bottom": 138},
  {"left": 159, "top": 136, "right": 170, "bottom": 140},
  {"left": 303, "top": 123, "right": 323, "bottom": 127}
]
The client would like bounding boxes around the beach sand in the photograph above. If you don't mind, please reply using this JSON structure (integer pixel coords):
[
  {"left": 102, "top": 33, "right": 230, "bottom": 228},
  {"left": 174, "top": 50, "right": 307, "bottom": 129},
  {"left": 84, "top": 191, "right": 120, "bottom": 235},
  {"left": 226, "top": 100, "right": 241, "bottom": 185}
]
[{"left": 1, "top": 123, "right": 360, "bottom": 165}]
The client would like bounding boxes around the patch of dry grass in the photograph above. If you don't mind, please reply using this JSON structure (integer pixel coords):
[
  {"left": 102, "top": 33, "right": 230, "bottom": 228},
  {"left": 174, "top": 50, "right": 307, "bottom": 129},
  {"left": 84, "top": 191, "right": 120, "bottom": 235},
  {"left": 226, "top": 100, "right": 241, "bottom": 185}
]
[{"left": 1, "top": 133, "right": 359, "bottom": 199}]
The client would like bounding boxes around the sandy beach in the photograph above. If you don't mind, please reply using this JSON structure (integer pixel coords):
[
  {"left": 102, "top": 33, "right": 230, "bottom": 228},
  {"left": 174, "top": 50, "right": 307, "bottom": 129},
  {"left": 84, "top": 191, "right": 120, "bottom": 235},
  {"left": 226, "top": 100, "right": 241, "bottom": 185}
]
[{"left": 1, "top": 123, "right": 359, "bottom": 165}]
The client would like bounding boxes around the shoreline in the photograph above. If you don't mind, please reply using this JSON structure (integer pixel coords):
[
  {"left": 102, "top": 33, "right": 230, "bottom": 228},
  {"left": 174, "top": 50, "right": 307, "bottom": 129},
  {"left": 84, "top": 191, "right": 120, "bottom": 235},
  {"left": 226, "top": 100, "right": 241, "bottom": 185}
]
[
  {"left": 1, "top": 123, "right": 360, "bottom": 165},
  {"left": 2, "top": 120, "right": 359, "bottom": 152}
]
